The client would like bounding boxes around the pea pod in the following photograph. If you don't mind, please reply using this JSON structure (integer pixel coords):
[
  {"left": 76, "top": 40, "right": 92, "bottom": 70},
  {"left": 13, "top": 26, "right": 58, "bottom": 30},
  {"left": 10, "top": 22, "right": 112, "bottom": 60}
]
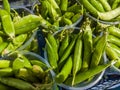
[
  {"left": 98, "top": 0, "right": 111, "bottom": 11},
  {"left": 65, "top": 61, "right": 112, "bottom": 85},
  {"left": 107, "top": 34, "right": 120, "bottom": 47},
  {"left": 108, "top": 26, "right": 120, "bottom": 39},
  {"left": 60, "top": 0, "right": 68, "bottom": 12},
  {"left": 55, "top": 55, "right": 72, "bottom": 83},
  {"left": 0, "top": 68, "right": 13, "bottom": 77},
  {"left": 14, "top": 15, "right": 41, "bottom": 34},
  {"left": 58, "top": 34, "right": 78, "bottom": 67},
  {"left": 0, "top": 77, "right": 36, "bottom": 90},
  {"left": 47, "top": 33, "right": 58, "bottom": 61},
  {"left": 0, "top": 60, "right": 10, "bottom": 68},
  {"left": 112, "top": 0, "right": 120, "bottom": 9},
  {"left": 0, "top": 9, "right": 15, "bottom": 39},
  {"left": 98, "top": 7, "right": 120, "bottom": 20},
  {"left": 90, "top": 32, "right": 107, "bottom": 67},
  {"left": 81, "top": 21, "right": 93, "bottom": 71},
  {"left": 45, "top": 38, "right": 58, "bottom": 69},
  {"left": 59, "top": 34, "right": 69, "bottom": 58},
  {"left": 3, "top": 0, "right": 10, "bottom": 13},
  {"left": 89, "top": 0, "right": 105, "bottom": 12},
  {"left": 72, "top": 33, "right": 82, "bottom": 86},
  {"left": 106, "top": 45, "right": 120, "bottom": 68}
]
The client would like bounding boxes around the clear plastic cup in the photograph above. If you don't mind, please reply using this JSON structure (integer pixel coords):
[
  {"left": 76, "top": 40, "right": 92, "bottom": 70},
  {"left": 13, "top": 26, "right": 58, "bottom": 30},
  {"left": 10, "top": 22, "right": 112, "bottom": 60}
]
[{"left": 44, "top": 27, "right": 108, "bottom": 90}]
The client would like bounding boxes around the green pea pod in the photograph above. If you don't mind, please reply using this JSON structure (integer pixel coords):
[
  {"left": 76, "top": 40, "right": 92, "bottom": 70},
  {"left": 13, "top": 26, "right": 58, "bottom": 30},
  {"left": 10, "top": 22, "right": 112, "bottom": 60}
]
[
  {"left": 0, "top": 42, "right": 8, "bottom": 54},
  {"left": 2, "top": 42, "right": 15, "bottom": 56},
  {"left": 0, "top": 9, "right": 15, "bottom": 39},
  {"left": 59, "top": 34, "right": 69, "bottom": 58},
  {"left": 98, "top": 7, "right": 120, "bottom": 20},
  {"left": 60, "top": 0, "right": 68, "bottom": 12},
  {"left": 14, "top": 15, "right": 41, "bottom": 34},
  {"left": 47, "top": 33, "right": 58, "bottom": 61},
  {"left": 65, "top": 61, "right": 112, "bottom": 85},
  {"left": 107, "top": 35, "right": 120, "bottom": 47},
  {"left": 79, "top": 0, "right": 98, "bottom": 16},
  {"left": 90, "top": 33, "right": 107, "bottom": 67},
  {"left": 0, "top": 60, "right": 10, "bottom": 68},
  {"left": 108, "top": 26, "right": 120, "bottom": 39},
  {"left": 72, "top": 33, "right": 82, "bottom": 86},
  {"left": 3, "top": 0, "right": 10, "bottom": 14},
  {"left": 55, "top": 55, "right": 72, "bottom": 83},
  {"left": 89, "top": 0, "right": 105, "bottom": 12},
  {"left": 12, "top": 34, "right": 27, "bottom": 49},
  {"left": 81, "top": 21, "right": 93, "bottom": 71},
  {"left": 0, "top": 82, "right": 16, "bottom": 90},
  {"left": 109, "top": 43, "right": 120, "bottom": 56},
  {"left": 112, "top": 0, "right": 120, "bottom": 9},
  {"left": 0, "top": 68, "right": 13, "bottom": 77},
  {"left": 58, "top": 34, "right": 78, "bottom": 67},
  {"left": 106, "top": 45, "right": 120, "bottom": 68},
  {"left": 45, "top": 38, "right": 58, "bottom": 69},
  {"left": 0, "top": 77, "right": 36, "bottom": 90},
  {"left": 98, "top": 0, "right": 111, "bottom": 11},
  {"left": 62, "top": 17, "right": 73, "bottom": 25}
]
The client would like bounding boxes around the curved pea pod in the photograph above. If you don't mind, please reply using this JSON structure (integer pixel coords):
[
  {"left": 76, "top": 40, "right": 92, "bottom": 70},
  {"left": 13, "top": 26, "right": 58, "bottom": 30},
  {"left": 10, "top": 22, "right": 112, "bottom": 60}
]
[
  {"left": 3, "top": 0, "right": 10, "bottom": 14},
  {"left": 79, "top": 0, "right": 98, "bottom": 16},
  {"left": 59, "top": 34, "right": 69, "bottom": 58},
  {"left": 112, "top": 0, "right": 120, "bottom": 9},
  {"left": 72, "top": 33, "right": 82, "bottom": 86},
  {"left": 58, "top": 34, "right": 78, "bottom": 67},
  {"left": 109, "top": 43, "right": 120, "bottom": 56},
  {"left": 14, "top": 15, "right": 41, "bottom": 34},
  {"left": 45, "top": 38, "right": 58, "bottom": 69},
  {"left": 0, "top": 9, "right": 15, "bottom": 39},
  {"left": 65, "top": 61, "right": 112, "bottom": 85},
  {"left": 0, "top": 60, "right": 10, "bottom": 68},
  {"left": 0, "top": 68, "right": 13, "bottom": 77},
  {"left": 106, "top": 45, "right": 120, "bottom": 68},
  {"left": 107, "top": 35, "right": 120, "bottom": 47},
  {"left": 0, "top": 77, "right": 36, "bottom": 90},
  {"left": 2, "top": 42, "right": 15, "bottom": 56},
  {"left": 47, "top": 33, "right": 58, "bottom": 61},
  {"left": 108, "top": 26, "right": 120, "bottom": 39},
  {"left": 0, "top": 42, "right": 8, "bottom": 54},
  {"left": 55, "top": 55, "right": 72, "bottom": 83},
  {"left": 13, "top": 34, "right": 27, "bottom": 48},
  {"left": 81, "top": 21, "right": 93, "bottom": 71},
  {"left": 98, "top": 0, "right": 111, "bottom": 11},
  {"left": 98, "top": 7, "right": 120, "bottom": 20},
  {"left": 90, "top": 32, "right": 107, "bottom": 68},
  {"left": 89, "top": 0, "right": 105, "bottom": 12}
]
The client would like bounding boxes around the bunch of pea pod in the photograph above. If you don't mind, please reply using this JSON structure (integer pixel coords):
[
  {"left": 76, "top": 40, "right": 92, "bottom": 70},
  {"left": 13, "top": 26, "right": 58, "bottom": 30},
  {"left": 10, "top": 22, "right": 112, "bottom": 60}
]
[
  {"left": 78, "top": 0, "right": 120, "bottom": 21},
  {"left": 33, "top": 0, "right": 83, "bottom": 32},
  {"left": 0, "top": 51, "right": 54, "bottom": 90},
  {"left": 45, "top": 18, "right": 115, "bottom": 87},
  {"left": 0, "top": 0, "right": 41, "bottom": 56},
  {"left": 106, "top": 25, "right": 120, "bottom": 69}
]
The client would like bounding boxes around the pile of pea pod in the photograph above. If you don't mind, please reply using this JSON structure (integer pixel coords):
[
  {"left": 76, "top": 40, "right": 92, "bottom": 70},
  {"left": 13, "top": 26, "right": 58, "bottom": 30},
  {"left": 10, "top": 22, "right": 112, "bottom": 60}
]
[
  {"left": 0, "top": 51, "right": 54, "bottom": 90},
  {"left": 78, "top": 0, "right": 120, "bottom": 22},
  {"left": 0, "top": 0, "right": 120, "bottom": 90}
]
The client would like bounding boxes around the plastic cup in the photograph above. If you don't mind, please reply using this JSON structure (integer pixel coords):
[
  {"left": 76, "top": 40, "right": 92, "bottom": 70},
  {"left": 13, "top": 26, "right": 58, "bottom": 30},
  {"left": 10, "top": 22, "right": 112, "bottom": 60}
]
[{"left": 44, "top": 27, "right": 108, "bottom": 90}]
